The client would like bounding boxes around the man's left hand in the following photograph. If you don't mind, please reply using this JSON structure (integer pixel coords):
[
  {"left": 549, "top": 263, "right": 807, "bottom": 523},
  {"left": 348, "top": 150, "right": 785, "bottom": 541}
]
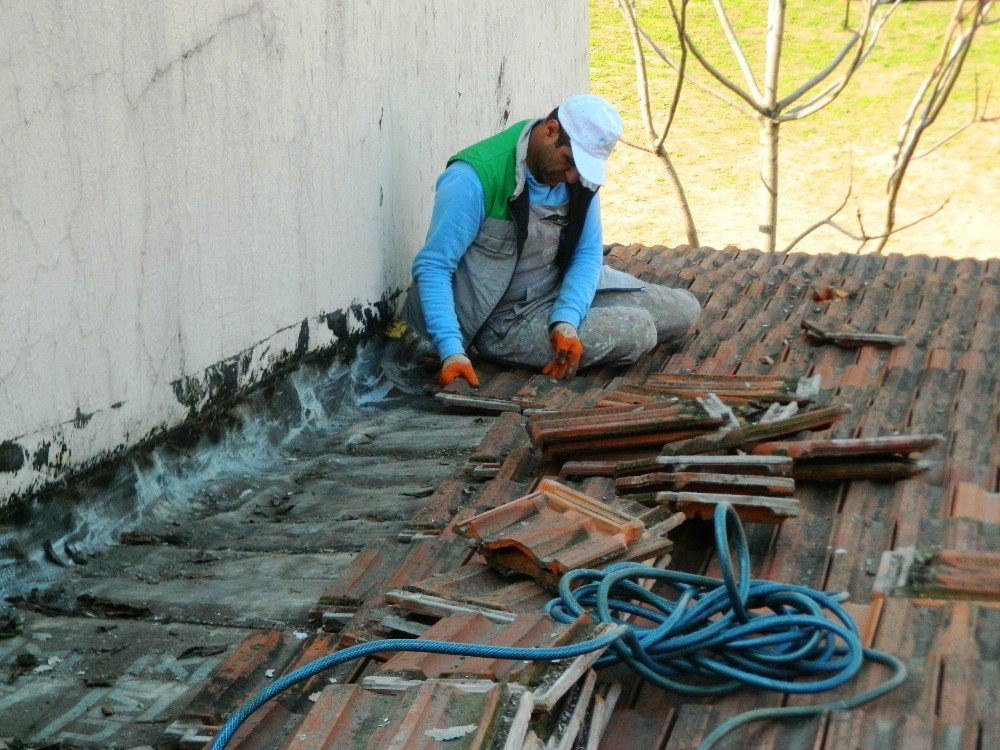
[{"left": 542, "top": 323, "right": 583, "bottom": 380}]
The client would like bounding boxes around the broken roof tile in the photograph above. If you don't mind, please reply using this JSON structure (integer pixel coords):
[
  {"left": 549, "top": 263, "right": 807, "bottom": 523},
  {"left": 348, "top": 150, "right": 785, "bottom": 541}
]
[
  {"left": 801, "top": 319, "right": 906, "bottom": 348},
  {"left": 616, "top": 471, "right": 795, "bottom": 496},
  {"left": 750, "top": 434, "right": 943, "bottom": 459},
  {"left": 454, "top": 480, "right": 644, "bottom": 587},
  {"left": 434, "top": 392, "right": 523, "bottom": 414},
  {"left": 652, "top": 454, "right": 794, "bottom": 475},
  {"left": 656, "top": 491, "right": 800, "bottom": 525},
  {"left": 790, "top": 458, "right": 932, "bottom": 482},
  {"left": 403, "top": 562, "right": 551, "bottom": 615},
  {"left": 406, "top": 478, "right": 466, "bottom": 533},
  {"left": 744, "top": 404, "right": 852, "bottom": 442},
  {"left": 526, "top": 401, "right": 723, "bottom": 448},
  {"left": 512, "top": 373, "right": 606, "bottom": 411},
  {"left": 368, "top": 612, "right": 567, "bottom": 685},
  {"left": 466, "top": 411, "right": 527, "bottom": 466},
  {"left": 180, "top": 630, "right": 289, "bottom": 724},
  {"left": 285, "top": 680, "right": 505, "bottom": 750},
  {"left": 644, "top": 372, "right": 820, "bottom": 403}
]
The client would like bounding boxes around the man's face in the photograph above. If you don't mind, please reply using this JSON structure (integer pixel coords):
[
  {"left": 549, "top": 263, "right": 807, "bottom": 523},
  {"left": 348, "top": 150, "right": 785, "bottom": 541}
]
[{"left": 527, "top": 120, "right": 581, "bottom": 187}]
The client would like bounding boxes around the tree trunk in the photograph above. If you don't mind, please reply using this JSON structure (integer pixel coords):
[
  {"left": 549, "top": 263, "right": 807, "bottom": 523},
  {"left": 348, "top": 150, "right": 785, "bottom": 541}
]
[
  {"left": 657, "top": 146, "right": 700, "bottom": 247},
  {"left": 760, "top": 0, "right": 785, "bottom": 252},
  {"left": 759, "top": 116, "right": 780, "bottom": 252}
]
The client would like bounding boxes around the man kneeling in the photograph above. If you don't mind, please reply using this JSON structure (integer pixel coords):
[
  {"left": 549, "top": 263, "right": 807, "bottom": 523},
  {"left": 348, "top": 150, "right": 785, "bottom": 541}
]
[{"left": 403, "top": 95, "right": 701, "bottom": 388}]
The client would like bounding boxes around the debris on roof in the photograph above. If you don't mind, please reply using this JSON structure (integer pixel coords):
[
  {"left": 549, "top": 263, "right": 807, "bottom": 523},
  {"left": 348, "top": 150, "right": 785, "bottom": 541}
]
[
  {"left": 454, "top": 480, "right": 647, "bottom": 588},
  {"left": 401, "top": 562, "right": 553, "bottom": 615},
  {"left": 615, "top": 470, "right": 796, "bottom": 495},
  {"left": 750, "top": 434, "right": 943, "bottom": 459},
  {"left": 364, "top": 611, "right": 577, "bottom": 689},
  {"left": 10, "top": 244, "right": 994, "bottom": 750},
  {"left": 752, "top": 434, "right": 942, "bottom": 482},
  {"left": 801, "top": 318, "right": 907, "bottom": 348},
  {"left": 286, "top": 679, "right": 508, "bottom": 750},
  {"left": 655, "top": 490, "right": 801, "bottom": 524},
  {"left": 434, "top": 392, "right": 523, "bottom": 414},
  {"left": 597, "top": 372, "right": 821, "bottom": 406},
  {"left": 526, "top": 400, "right": 727, "bottom": 458}
]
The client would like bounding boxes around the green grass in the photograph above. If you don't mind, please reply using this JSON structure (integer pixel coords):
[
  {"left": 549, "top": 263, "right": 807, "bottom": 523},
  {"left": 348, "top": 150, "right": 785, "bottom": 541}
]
[
  {"left": 594, "top": 0, "right": 999, "bottom": 143},
  {"left": 590, "top": 0, "right": 1000, "bottom": 256}
]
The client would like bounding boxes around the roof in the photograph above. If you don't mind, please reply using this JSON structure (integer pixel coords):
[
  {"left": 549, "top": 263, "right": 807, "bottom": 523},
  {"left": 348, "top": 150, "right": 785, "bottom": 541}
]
[
  {"left": 2, "top": 243, "right": 997, "bottom": 749},
  {"left": 301, "top": 243, "right": 999, "bottom": 749}
]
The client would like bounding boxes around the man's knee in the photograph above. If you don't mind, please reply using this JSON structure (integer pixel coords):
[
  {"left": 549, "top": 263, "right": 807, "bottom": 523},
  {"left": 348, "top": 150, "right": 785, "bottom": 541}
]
[
  {"left": 649, "top": 286, "right": 701, "bottom": 343},
  {"left": 580, "top": 308, "right": 657, "bottom": 367}
]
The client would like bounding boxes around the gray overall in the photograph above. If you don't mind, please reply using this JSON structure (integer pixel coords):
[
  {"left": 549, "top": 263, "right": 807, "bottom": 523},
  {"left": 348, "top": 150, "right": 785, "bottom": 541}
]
[{"left": 472, "top": 201, "right": 701, "bottom": 369}]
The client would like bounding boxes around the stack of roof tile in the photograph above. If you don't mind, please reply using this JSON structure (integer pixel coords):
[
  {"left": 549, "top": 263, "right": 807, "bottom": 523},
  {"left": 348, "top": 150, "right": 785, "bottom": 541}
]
[{"left": 176, "top": 244, "right": 999, "bottom": 750}]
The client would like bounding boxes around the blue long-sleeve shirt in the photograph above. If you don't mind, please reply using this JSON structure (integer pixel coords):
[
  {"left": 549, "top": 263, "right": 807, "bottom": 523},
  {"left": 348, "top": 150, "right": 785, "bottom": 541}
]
[{"left": 411, "top": 161, "right": 603, "bottom": 360}]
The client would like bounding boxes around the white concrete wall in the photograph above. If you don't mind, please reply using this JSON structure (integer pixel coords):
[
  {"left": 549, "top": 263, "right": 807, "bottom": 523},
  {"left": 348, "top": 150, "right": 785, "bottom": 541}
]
[{"left": 0, "top": 0, "right": 590, "bottom": 503}]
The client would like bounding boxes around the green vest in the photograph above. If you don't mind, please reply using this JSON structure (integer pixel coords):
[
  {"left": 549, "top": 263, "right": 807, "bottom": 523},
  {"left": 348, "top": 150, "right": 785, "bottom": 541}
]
[{"left": 448, "top": 119, "right": 531, "bottom": 220}]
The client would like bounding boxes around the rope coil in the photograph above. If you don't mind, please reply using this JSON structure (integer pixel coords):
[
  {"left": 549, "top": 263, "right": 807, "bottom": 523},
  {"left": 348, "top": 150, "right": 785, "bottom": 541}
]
[
  {"left": 545, "top": 503, "right": 866, "bottom": 696},
  {"left": 211, "top": 503, "right": 905, "bottom": 750}
]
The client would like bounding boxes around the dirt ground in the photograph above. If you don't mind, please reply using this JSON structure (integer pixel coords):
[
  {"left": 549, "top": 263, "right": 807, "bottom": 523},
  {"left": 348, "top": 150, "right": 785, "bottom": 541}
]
[
  {"left": 592, "top": 2, "right": 1000, "bottom": 260},
  {"left": 599, "top": 125, "right": 1000, "bottom": 260}
]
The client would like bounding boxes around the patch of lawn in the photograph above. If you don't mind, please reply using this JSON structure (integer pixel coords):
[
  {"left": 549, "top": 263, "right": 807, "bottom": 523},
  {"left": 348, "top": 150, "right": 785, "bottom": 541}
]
[{"left": 590, "top": 0, "right": 999, "bottom": 256}]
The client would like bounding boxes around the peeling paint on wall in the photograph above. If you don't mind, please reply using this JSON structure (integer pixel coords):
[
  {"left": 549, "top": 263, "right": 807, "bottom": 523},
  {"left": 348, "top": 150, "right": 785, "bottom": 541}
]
[
  {"left": 2, "top": 292, "right": 400, "bottom": 506},
  {"left": 171, "top": 353, "right": 254, "bottom": 413},
  {"left": 31, "top": 442, "right": 51, "bottom": 471},
  {"left": 0, "top": 443, "right": 27, "bottom": 473}
]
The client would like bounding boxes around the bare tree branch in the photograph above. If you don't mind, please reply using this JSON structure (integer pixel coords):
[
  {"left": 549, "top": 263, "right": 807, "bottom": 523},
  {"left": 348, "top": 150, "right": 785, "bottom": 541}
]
[
  {"left": 616, "top": 0, "right": 658, "bottom": 143},
  {"left": 778, "top": 0, "right": 903, "bottom": 121},
  {"left": 712, "top": 0, "right": 764, "bottom": 102},
  {"left": 979, "top": 82, "right": 997, "bottom": 120},
  {"left": 665, "top": 0, "right": 768, "bottom": 114},
  {"left": 844, "top": 198, "right": 951, "bottom": 251},
  {"left": 912, "top": 116, "right": 977, "bottom": 158},
  {"left": 656, "top": 0, "right": 688, "bottom": 151},
  {"left": 782, "top": 169, "right": 854, "bottom": 253},
  {"left": 615, "top": 0, "right": 699, "bottom": 247},
  {"left": 618, "top": 135, "right": 658, "bottom": 155},
  {"left": 875, "top": 0, "right": 993, "bottom": 252},
  {"left": 776, "top": 31, "right": 862, "bottom": 111},
  {"left": 637, "top": 25, "right": 759, "bottom": 117}
]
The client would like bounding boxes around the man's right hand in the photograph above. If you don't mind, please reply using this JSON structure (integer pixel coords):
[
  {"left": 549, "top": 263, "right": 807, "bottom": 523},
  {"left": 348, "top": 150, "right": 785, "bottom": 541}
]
[{"left": 439, "top": 354, "right": 479, "bottom": 388}]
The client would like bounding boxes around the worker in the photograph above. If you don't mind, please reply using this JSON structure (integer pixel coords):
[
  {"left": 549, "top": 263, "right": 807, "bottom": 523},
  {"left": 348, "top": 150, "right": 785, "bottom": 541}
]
[{"left": 402, "top": 94, "right": 701, "bottom": 388}]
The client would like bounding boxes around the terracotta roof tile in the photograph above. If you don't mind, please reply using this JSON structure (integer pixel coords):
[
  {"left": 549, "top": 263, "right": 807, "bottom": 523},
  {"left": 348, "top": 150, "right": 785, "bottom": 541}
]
[
  {"left": 370, "top": 612, "right": 566, "bottom": 684},
  {"left": 949, "top": 482, "right": 1000, "bottom": 524},
  {"left": 181, "top": 630, "right": 289, "bottom": 725},
  {"left": 403, "top": 562, "right": 551, "bottom": 615},
  {"left": 455, "top": 480, "right": 645, "bottom": 586},
  {"left": 286, "top": 681, "right": 506, "bottom": 750},
  {"left": 204, "top": 245, "right": 999, "bottom": 750}
]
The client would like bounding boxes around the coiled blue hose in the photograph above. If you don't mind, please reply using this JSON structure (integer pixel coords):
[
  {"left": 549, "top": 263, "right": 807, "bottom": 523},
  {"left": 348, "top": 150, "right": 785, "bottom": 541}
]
[{"left": 210, "top": 503, "right": 905, "bottom": 750}]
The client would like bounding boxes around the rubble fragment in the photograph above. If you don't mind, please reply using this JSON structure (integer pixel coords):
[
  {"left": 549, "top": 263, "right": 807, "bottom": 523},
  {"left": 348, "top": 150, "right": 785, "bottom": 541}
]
[
  {"left": 616, "top": 471, "right": 795, "bottom": 496},
  {"left": 454, "top": 480, "right": 645, "bottom": 587},
  {"left": 801, "top": 319, "right": 906, "bottom": 348},
  {"left": 656, "top": 491, "right": 801, "bottom": 524},
  {"left": 598, "top": 372, "right": 821, "bottom": 406},
  {"left": 527, "top": 401, "right": 726, "bottom": 458}
]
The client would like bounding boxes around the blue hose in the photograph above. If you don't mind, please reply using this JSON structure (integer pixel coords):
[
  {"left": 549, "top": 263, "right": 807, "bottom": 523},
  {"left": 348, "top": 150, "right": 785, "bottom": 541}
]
[{"left": 210, "top": 503, "right": 905, "bottom": 750}]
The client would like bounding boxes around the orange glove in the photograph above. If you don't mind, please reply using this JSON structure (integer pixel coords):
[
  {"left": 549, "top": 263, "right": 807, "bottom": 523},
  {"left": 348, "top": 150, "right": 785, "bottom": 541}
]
[
  {"left": 439, "top": 353, "right": 479, "bottom": 388},
  {"left": 541, "top": 323, "right": 583, "bottom": 380}
]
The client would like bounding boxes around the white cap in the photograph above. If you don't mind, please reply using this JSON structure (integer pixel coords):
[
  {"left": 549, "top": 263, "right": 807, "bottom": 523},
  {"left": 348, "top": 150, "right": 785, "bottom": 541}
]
[{"left": 557, "top": 95, "right": 623, "bottom": 186}]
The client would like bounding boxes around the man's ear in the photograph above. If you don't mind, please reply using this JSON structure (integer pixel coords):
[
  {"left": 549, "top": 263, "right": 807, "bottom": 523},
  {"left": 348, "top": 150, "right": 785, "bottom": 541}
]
[{"left": 540, "top": 118, "right": 561, "bottom": 142}]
